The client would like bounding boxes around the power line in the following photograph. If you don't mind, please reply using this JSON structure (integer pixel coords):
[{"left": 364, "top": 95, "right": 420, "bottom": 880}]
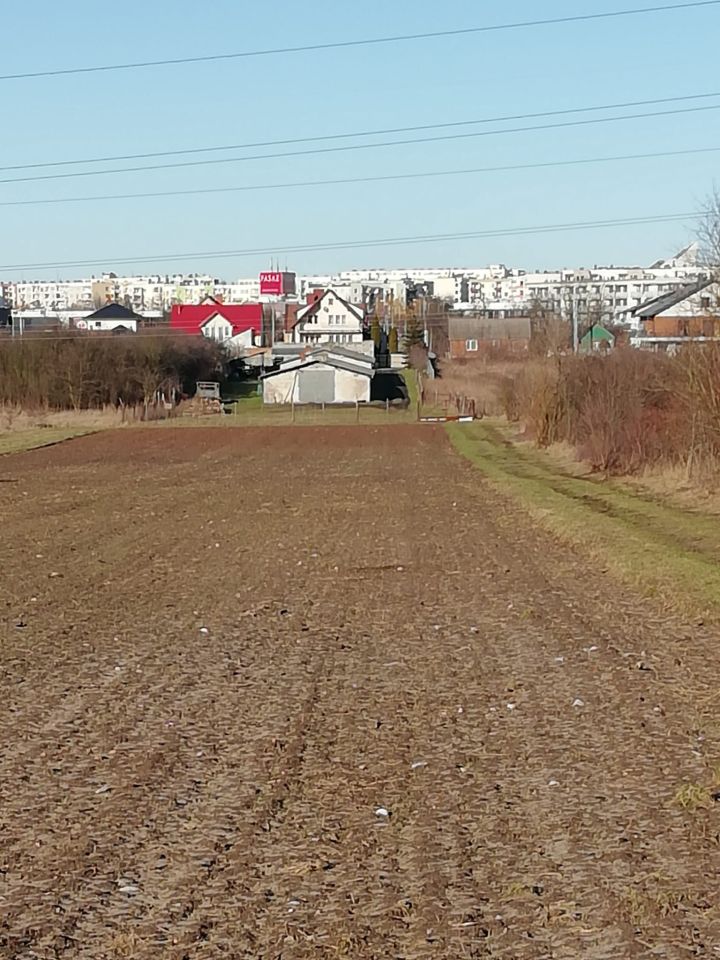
[
  {"left": 3, "top": 90, "right": 719, "bottom": 172},
  {"left": 2, "top": 1, "right": 717, "bottom": 81},
  {"left": 1, "top": 104, "right": 718, "bottom": 186},
  {"left": 0, "top": 331, "right": 186, "bottom": 343},
  {"left": 1, "top": 146, "right": 718, "bottom": 209},
  {"left": 0, "top": 213, "right": 696, "bottom": 273}
]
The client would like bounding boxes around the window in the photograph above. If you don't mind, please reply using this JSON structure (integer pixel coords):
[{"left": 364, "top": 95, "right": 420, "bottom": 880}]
[
  {"left": 701, "top": 296, "right": 711, "bottom": 310},
  {"left": 465, "top": 339, "right": 478, "bottom": 352}
]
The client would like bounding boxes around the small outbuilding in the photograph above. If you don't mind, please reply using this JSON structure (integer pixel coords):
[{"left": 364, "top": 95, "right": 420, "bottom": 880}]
[
  {"left": 261, "top": 346, "right": 374, "bottom": 405},
  {"left": 580, "top": 323, "right": 615, "bottom": 353}
]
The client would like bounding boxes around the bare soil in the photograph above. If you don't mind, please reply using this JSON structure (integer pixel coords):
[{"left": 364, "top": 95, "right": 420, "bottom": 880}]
[{"left": 2, "top": 426, "right": 720, "bottom": 959}]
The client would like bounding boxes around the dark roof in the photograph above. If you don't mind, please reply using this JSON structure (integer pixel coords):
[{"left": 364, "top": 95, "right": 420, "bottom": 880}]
[
  {"left": 633, "top": 277, "right": 711, "bottom": 319},
  {"left": 306, "top": 345, "right": 372, "bottom": 362},
  {"left": 261, "top": 353, "right": 374, "bottom": 379},
  {"left": 296, "top": 288, "right": 364, "bottom": 325},
  {"left": 86, "top": 302, "right": 143, "bottom": 321},
  {"left": 447, "top": 316, "right": 532, "bottom": 341}
]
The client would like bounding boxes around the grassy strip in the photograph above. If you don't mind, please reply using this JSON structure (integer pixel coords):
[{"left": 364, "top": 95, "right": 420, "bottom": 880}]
[
  {"left": 447, "top": 420, "right": 720, "bottom": 618},
  {"left": 400, "top": 368, "right": 419, "bottom": 410},
  {"left": 0, "top": 427, "right": 97, "bottom": 456}
]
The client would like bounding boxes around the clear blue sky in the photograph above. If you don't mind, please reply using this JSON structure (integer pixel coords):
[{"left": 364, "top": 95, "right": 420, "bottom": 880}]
[{"left": 2, "top": 0, "right": 719, "bottom": 279}]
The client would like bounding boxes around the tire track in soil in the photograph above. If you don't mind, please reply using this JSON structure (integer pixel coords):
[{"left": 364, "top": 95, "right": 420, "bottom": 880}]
[{"left": 3, "top": 426, "right": 720, "bottom": 958}]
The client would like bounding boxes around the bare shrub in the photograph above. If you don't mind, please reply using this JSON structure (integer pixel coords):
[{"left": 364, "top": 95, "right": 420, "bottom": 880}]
[
  {"left": 675, "top": 343, "right": 720, "bottom": 477},
  {"left": 428, "top": 358, "right": 525, "bottom": 417},
  {"left": 501, "top": 349, "right": 689, "bottom": 474},
  {"left": 0, "top": 333, "right": 223, "bottom": 412}
]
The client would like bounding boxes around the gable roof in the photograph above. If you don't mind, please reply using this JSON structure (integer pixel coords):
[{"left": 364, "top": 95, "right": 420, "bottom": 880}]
[
  {"left": 633, "top": 277, "right": 712, "bottom": 319},
  {"left": 294, "top": 288, "right": 364, "bottom": 327},
  {"left": 262, "top": 348, "right": 374, "bottom": 379},
  {"left": 170, "top": 302, "right": 263, "bottom": 336},
  {"left": 87, "top": 302, "right": 143, "bottom": 321},
  {"left": 306, "top": 344, "right": 373, "bottom": 363},
  {"left": 581, "top": 323, "right": 615, "bottom": 342}
]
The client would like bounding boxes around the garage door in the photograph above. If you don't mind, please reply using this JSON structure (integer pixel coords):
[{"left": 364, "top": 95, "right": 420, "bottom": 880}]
[{"left": 298, "top": 369, "right": 335, "bottom": 403}]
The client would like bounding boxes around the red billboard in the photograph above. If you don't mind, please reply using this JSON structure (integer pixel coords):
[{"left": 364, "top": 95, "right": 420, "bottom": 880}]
[{"left": 260, "top": 271, "right": 296, "bottom": 296}]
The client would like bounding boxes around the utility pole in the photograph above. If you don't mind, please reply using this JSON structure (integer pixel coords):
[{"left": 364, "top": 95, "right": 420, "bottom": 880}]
[{"left": 572, "top": 286, "right": 579, "bottom": 354}]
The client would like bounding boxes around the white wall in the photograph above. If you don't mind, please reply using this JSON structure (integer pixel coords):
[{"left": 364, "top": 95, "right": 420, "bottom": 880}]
[
  {"left": 335, "top": 367, "right": 372, "bottom": 402},
  {"left": 202, "top": 314, "right": 235, "bottom": 342},
  {"left": 656, "top": 282, "right": 720, "bottom": 318},
  {"left": 263, "top": 362, "right": 371, "bottom": 404},
  {"left": 294, "top": 292, "right": 364, "bottom": 344},
  {"left": 82, "top": 318, "right": 138, "bottom": 332}
]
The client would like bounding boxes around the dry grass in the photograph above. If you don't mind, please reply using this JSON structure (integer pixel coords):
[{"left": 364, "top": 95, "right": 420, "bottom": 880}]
[
  {"left": 0, "top": 406, "right": 127, "bottom": 455},
  {"left": 422, "top": 359, "right": 526, "bottom": 417},
  {"left": 0, "top": 405, "right": 124, "bottom": 433}
]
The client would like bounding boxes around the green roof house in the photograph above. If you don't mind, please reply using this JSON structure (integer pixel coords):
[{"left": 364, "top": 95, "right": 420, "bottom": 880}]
[{"left": 580, "top": 323, "right": 615, "bottom": 354}]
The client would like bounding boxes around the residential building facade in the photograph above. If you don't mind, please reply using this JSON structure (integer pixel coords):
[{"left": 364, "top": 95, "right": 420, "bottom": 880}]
[{"left": 292, "top": 289, "right": 365, "bottom": 346}]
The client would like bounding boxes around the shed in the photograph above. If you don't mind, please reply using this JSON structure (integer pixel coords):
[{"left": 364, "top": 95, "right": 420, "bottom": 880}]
[
  {"left": 580, "top": 324, "right": 615, "bottom": 353},
  {"left": 261, "top": 346, "right": 374, "bottom": 405},
  {"left": 447, "top": 315, "right": 532, "bottom": 358}
]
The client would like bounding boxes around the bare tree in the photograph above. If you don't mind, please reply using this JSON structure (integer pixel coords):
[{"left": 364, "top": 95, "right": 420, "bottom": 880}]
[{"left": 697, "top": 187, "right": 720, "bottom": 278}]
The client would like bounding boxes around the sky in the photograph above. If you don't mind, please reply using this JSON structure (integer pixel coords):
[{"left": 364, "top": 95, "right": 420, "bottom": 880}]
[{"left": 2, "top": 0, "right": 720, "bottom": 280}]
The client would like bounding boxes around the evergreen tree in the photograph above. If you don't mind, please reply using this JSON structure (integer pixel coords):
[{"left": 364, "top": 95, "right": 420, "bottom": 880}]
[
  {"left": 388, "top": 327, "right": 399, "bottom": 353},
  {"left": 402, "top": 311, "right": 425, "bottom": 353}
]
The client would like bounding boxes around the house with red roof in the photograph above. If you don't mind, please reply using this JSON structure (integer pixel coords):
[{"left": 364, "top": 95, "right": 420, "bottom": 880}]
[{"left": 170, "top": 297, "right": 263, "bottom": 346}]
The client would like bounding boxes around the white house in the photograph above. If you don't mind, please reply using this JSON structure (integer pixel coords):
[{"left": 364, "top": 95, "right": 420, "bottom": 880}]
[
  {"left": 261, "top": 346, "right": 374, "bottom": 405},
  {"left": 292, "top": 289, "right": 365, "bottom": 346},
  {"left": 76, "top": 302, "right": 142, "bottom": 333}
]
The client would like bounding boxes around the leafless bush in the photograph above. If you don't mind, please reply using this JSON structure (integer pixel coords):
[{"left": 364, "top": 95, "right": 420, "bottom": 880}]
[
  {"left": 504, "top": 348, "right": 698, "bottom": 475},
  {"left": 0, "top": 334, "right": 223, "bottom": 412}
]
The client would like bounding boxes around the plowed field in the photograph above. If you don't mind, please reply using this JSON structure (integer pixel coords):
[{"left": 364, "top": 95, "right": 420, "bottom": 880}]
[{"left": 2, "top": 426, "right": 720, "bottom": 959}]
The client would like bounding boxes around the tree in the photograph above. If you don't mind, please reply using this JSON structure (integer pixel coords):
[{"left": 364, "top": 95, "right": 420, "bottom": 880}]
[
  {"left": 388, "top": 327, "right": 399, "bottom": 353},
  {"left": 698, "top": 188, "right": 720, "bottom": 277},
  {"left": 370, "top": 315, "right": 382, "bottom": 350},
  {"left": 402, "top": 309, "right": 425, "bottom": 352},
  {"left": 528, "top": 301, "right": 571, "bottom": 358}
]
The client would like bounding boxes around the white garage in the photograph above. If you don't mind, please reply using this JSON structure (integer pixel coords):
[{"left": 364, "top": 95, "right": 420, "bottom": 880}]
[{"left": 261, "top": 346, "right": 374, "bottom": 405}]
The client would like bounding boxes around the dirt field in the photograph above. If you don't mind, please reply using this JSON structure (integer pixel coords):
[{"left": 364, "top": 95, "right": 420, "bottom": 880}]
[{"left": 2, "top": 426, "right": 720, "bottom": 959}]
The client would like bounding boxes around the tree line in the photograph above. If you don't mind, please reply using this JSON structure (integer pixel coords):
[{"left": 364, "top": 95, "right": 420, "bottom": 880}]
[{"left": 0, "top": 334, "right": 223, "bottom": 410}]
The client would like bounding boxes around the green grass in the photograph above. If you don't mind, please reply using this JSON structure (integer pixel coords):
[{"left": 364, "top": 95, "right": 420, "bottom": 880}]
[
  {"left": 151, "top": 381, "right": 418, "bottom": 427},
  {"left": 447, "top": 420, "right": 720, "bottom": 618},
  {"left": 0, "top": 426, "right": 97, "bottom": 456},
  {"left": 400, "top": 368, "right": 419, "bottom": 409},
  {"left": 174, "top": 402, "right": 416, "bottom": 427}
]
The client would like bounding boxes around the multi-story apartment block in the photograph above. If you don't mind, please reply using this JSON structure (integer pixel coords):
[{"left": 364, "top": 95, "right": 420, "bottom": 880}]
[{"left": 4, "top": 245, "right": 703, "bottom": 325}]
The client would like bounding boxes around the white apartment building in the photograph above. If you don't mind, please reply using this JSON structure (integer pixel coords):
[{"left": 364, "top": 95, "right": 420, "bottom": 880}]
[
  {"left": 11, "top": 279, "right": 94, "bottom": 310},
  {"left": 304, "top": 245, "right": 703, "bottom": 325},
  {"left": 6, "top": 274, "right": 265, "bottom": 313},
  {"left": 5, "top": 245, "right": 703, "bottom": 324}
]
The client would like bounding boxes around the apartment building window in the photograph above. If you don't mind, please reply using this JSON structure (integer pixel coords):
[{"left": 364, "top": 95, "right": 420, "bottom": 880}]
[{"left": 465, "top": 339, "right": 478, "bottom": 352}]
